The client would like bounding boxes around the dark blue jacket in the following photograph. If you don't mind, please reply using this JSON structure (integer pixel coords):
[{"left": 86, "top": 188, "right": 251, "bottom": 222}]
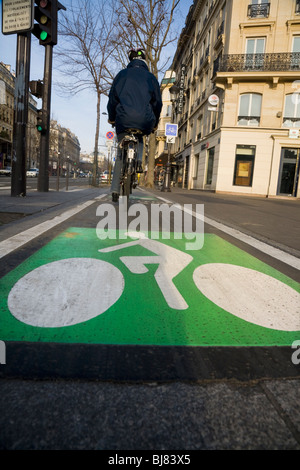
[{"left": 107, "top": 59, "right": 162, "bottom": 136}]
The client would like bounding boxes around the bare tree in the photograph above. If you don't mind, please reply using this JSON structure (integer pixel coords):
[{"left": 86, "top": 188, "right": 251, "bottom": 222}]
[
  {"left": 112, "top": 0, "right": 181, "bottom": 188},
  {"left": 55, "top": 0, "right": 118, "bottom": 185}
]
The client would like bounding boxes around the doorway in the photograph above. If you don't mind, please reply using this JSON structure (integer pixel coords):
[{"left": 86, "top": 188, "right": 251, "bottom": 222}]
[{"left": 277, "top": 147, "right": 300, "bottom": 196}]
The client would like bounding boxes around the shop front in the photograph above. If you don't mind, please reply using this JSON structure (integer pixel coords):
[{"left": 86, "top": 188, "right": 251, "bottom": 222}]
[{"left": 277, "top": 147, "right": 300, "bottom": 197}]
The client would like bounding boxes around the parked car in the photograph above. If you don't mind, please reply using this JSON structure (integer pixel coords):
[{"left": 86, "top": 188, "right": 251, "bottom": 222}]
[
  {"left": 26, "top": 168, "right": 39, "bottom": 177},
  {"left": 100, "top": 170, "right": 113, "bottom": 182},
  {"left": 0, "top": 166, "right": 11, "bottom": 176}
]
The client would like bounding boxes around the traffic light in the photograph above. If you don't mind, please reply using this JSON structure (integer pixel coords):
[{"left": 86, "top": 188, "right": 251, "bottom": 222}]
[
  {"left": 36, "top": 109, "right": 47, "bottom": 134},
  {"left": 33, "top": 0, "right": 58, "bottom": 46},
  {"left": 29, "top": 80, "right": 44, "bottom": 99}
]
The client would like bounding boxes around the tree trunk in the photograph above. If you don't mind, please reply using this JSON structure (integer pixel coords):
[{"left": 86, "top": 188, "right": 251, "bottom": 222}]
[
  {"left": 92, "top": 91, "right": 101, "bottom": 186},
  {"left": 145, "top": 133, "right": 156, "bottom": 188}
]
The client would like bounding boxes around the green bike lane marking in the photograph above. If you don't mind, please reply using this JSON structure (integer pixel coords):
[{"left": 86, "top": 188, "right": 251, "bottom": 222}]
[{"left": 0, "top": 227, "right": 299, "bottom": 346}]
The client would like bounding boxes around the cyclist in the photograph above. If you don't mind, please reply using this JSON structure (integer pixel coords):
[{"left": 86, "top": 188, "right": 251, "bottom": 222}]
[{"left": 107, "top": 48, "right": 162, "bottom": 202}]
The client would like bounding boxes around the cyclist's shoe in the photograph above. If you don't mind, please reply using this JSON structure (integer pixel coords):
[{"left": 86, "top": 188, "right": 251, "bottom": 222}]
[
  {"left": 112, "top": 192, "right": 119, "bottom": 203},
  {"left": 136, "top": 162, "right": 143, "bottom": 173}
]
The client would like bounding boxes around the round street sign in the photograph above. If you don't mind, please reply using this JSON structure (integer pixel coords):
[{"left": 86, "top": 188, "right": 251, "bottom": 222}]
[
  {"left": 208, "top": 94, "right": 219, "bottom": 106},
  {"left": 106, "top": 131, "right": 114, "bottom": 140}
]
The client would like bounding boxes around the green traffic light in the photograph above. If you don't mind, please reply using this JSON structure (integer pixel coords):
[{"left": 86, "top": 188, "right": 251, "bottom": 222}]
[
  {"left": 37, "top": 125, "right": 43, "bottom": 132},
  {"left": 40, "top": 30, "right": 48, "bottom": 41}
]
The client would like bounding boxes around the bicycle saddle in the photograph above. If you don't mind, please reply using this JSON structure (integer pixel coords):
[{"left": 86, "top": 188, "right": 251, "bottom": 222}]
[
  {"left": 119, "top": 134, "right": 138, "bottom": 147},
  {"left": 125, "top": 128, "right": 143, "bottom": 135}
]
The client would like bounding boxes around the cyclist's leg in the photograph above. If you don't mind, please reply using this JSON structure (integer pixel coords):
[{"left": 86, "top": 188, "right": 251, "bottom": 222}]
[
  {"left": 111, "top": 132, "right": 125, "bottom": 199},
  {"left": 136, "top": 135, "right": 144, "bottom": 173}
]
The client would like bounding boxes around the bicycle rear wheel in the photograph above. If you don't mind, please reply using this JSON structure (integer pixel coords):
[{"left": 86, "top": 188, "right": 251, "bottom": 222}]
[{"left": 123, "top": 173, "right": 131, "bottom": 198}]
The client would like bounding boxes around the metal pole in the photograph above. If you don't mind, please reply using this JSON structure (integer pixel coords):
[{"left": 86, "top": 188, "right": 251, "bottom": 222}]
[
  {"left": 56, "top": 153, "right": 60, "bottom": 191},
  {"left": 38, "top": 44, "right": 53, "bottom": 192},
  {"left": 162, "top": 143, "right": 171, "bottom": 192},
  {"left": 11, "top": 32, "right": 31, "bottom": 197},
  {"left": 66, "top": 157, "right": 69, "bottom": 191}
]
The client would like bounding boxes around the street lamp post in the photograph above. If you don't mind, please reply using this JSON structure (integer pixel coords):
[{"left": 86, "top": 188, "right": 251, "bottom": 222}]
[
  {"left": 162, "top": 142, "right": 172, "bottom": 192},
  {"left": 161, "top": 84, "right": 180, "bottom": 193},
  {"left": 66, "top": 155, "right": 70, "bottom": 191},
  {"left": 56, "top": 151, "right": 60, "bottom": 191}
]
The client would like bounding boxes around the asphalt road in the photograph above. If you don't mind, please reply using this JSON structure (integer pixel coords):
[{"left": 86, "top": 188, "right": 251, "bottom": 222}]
[{"left": 0, "top": 180, "right": 299, "bottom": 451}]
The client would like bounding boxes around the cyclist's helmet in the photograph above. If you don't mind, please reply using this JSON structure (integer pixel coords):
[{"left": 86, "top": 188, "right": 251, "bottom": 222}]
[
  {"left": 128, "top": 48, "right": 146, "bottom": 61},
  {"left": 128, "top": 49, "right": 138, "bottom": 61},
  {"left": 136, "top": 49, "right": 146, "bottom": 60}
]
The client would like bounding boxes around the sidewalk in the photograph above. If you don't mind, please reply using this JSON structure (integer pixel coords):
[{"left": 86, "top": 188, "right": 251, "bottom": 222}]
[
  {"left": 0, "top": 186, "right": 101, "bottom": 218},
  {"left": 0, "top": 186, "right": 104, "bottom": 242}
]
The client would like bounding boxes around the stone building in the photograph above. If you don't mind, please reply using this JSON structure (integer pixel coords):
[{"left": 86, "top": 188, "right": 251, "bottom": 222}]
[
  {"left": 168, "top": 0, "right": 300, "bottom": 197},
  {"left": 155, "top": 70, "right": 176, "bottom": 183},
  {"left": 49, "top": 120, "right": 81, "bottom": 176},
  {"left": 0, "top": 62, "right": 14, "bottom": 169}
]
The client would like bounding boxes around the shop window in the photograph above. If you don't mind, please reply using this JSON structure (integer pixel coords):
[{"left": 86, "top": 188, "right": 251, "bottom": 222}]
[{"left": 233, "top": 145, "right": 256, "bottom": 186}]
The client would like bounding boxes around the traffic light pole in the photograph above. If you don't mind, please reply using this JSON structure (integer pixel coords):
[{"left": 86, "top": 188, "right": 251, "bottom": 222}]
[
  {"left": 11, "top": 32, "right": 31, "bottom": 197},
  {"left": 37, "top": 44, "right": 53, "bottom": 192}
]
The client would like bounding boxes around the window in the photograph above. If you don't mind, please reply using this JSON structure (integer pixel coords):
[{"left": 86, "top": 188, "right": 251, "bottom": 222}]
[
  {"left": 238, "top": 93, "right": 262, "bottom": 126},
  {"left": 296, "top": 0, "right": 300, "bottom": 14},
  {"left": 292, "top": 36, "right": 300, "bottom": 69},
  {"left": 163, "top": 105, "right": 172, "bottom": 117},
  {"left": 248, "top": 0, "right": 270, "bottom": 18},
  {"left": 283, "top": 94, "right": 300, "bottom": 127},
  {"left": 233, "top": 145, "right": 256, "bottom": 186},
  {"left": 245, "top": 38, "right": 265, "bottom": 69}
]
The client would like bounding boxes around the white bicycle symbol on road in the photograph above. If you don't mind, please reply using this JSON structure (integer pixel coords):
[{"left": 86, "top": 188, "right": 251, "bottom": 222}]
[{"left": 7, "top": 231, "right": 300, "bottom": 332}]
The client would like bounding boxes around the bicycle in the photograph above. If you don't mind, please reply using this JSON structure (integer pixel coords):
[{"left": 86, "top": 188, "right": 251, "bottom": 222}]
[{"left": 119, "top": 129, "right": 143, "bottom": 201}]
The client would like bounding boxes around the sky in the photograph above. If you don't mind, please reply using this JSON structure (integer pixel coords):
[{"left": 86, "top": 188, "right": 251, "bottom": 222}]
[{"left": 0, "top": 0, "right": 193, "bottom": 155}]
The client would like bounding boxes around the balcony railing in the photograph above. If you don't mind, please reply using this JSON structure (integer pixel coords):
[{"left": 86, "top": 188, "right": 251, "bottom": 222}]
[
  {"left": 247, "top": 3, "right": 270, "bottom": 17},
  {"left": 238, "top": 116, "right": 261, "bottom": 126},
  {"left": 217, "top": 53, "right": 300, "bottom": 73},
  {"left": 283, "top": 117, "right": 300, "bottom": 127}
]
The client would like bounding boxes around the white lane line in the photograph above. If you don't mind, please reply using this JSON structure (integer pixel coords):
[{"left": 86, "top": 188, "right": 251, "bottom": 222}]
[
  {"left": 156, "top": 194, "right": 300, "bottom": 271},
  {"left": 0, "top": 194, "right": 107, "bottom": 259}
]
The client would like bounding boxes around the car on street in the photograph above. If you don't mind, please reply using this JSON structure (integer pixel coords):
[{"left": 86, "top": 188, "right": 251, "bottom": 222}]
[
  {"left": 0, "top": 166, "right": 11, "bottom": 176},
  {"left": 100, "top": 170, "right": 113, "bottom": 182},
  {"left": 26, "top": 168, "right": 39, "bottom": 177}
]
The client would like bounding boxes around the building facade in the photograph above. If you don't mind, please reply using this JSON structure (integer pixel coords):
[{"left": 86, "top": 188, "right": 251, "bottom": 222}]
[
  {"left": 156, "top": 70, "right": 176, "bottom": 183},
  {"left": 168, "top": 0, "right": 300, "bottom": 197},
  {"left": 49, "top": 120, "right": 81, "bottom": 176},
  {"left": 0, "top": 62, "right": 14, "bottom": 169}
]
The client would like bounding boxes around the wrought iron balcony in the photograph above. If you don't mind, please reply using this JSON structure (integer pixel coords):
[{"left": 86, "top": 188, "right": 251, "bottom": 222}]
[
  {"left": 283, "top": 117, "right": 300, "bottom": 127},
  {"left": 238, "top": 116, "right": 261, "bottom": 126},
  {"left": 247, "top": 3, "right": 270, "bottom": 17},
  {"left": 217, "top": 53, "right": 300, "bottom": 73}
]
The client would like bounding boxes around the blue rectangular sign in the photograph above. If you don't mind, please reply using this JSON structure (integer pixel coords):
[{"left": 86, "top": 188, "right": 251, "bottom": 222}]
[{"left": 165, "top": 123, "right": 178, "bottom": 137}]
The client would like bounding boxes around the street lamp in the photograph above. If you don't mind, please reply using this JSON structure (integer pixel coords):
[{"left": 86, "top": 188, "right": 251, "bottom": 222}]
[
  {"left": 66, "top": 155, "right": 70, "bottom": 191},
  {"left": 162, "top": 84, "right": 180, "bottom": 192}
]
